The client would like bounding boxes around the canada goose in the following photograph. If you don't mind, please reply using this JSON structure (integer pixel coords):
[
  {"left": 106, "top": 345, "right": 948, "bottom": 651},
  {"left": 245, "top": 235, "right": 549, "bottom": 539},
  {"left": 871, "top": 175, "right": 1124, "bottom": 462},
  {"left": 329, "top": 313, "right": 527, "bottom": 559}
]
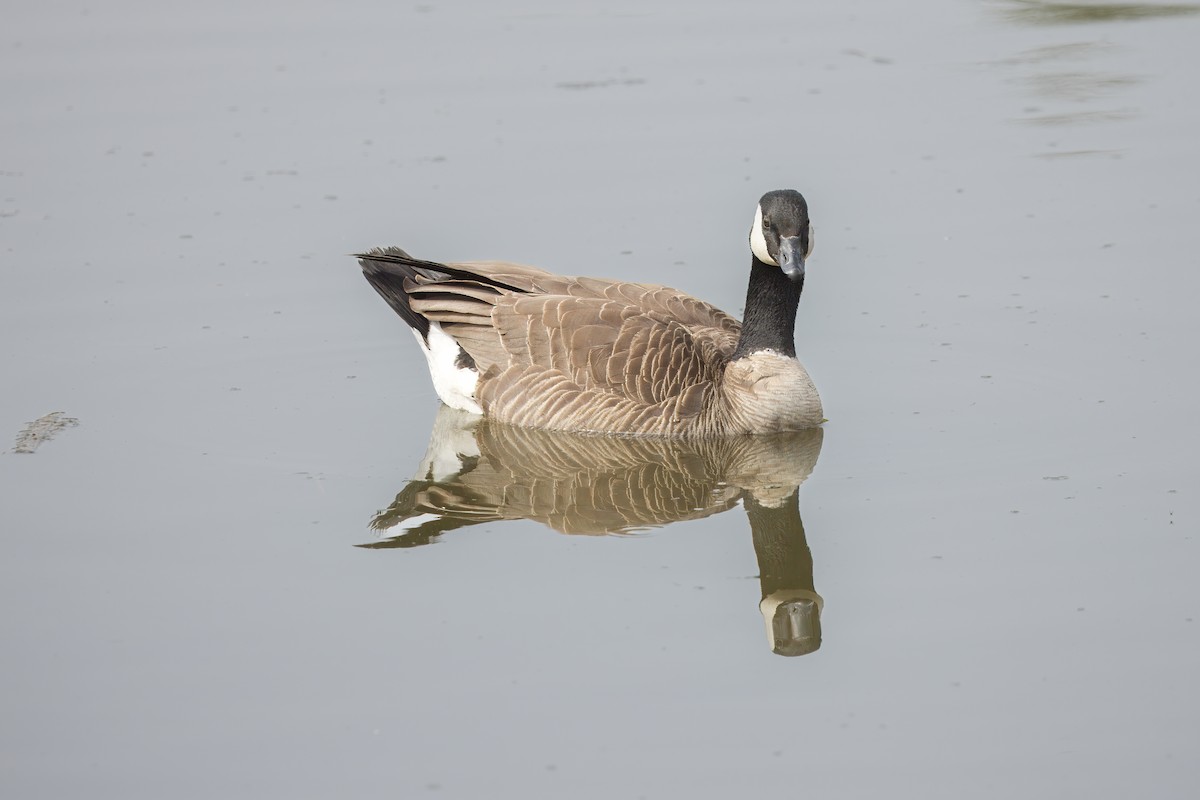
[
  {"left": 357, "top": 189, "right": 822, "bottom": 436},
  {"left": 362, "top": 406, "right": 825, "bottom": 655}
]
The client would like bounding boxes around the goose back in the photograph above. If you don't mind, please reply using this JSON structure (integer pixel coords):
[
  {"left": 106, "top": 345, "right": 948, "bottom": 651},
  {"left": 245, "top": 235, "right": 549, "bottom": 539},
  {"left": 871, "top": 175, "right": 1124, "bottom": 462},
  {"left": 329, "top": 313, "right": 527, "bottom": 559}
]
[{"left": 360, "top": 248, "right": 766, "bottom": 436}]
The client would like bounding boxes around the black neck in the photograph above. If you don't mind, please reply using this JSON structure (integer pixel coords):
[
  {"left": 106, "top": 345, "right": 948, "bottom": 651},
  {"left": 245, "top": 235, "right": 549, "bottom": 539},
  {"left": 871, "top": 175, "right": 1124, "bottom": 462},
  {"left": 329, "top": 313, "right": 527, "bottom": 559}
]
[{"left": 732, "top": 257, "right": 803, "bottom": 360}]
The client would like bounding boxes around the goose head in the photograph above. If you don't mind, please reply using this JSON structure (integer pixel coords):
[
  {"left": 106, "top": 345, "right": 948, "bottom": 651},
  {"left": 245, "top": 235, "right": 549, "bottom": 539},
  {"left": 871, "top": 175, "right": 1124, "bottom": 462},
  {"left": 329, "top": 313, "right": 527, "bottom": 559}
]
[{"left": 749, "top": 189, "right": 814, "bottom": 283}]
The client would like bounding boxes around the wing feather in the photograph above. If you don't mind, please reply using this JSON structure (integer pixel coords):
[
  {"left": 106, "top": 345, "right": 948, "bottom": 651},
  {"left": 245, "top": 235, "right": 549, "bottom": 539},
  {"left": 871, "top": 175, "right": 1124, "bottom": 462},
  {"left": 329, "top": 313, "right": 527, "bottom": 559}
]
[{"left": 363, "top": 255, "right": 741, "bottom": 434}]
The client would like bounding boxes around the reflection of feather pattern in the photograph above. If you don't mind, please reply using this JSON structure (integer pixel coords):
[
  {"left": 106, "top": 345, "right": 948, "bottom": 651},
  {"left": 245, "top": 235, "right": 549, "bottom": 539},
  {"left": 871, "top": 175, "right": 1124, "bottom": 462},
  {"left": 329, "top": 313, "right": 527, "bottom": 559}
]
[
  {"left": 363, "top": 407, "right": 827, "bottom": 657},
  {"left": 365, "top": 406, "right": 822, "bottom": 547}
]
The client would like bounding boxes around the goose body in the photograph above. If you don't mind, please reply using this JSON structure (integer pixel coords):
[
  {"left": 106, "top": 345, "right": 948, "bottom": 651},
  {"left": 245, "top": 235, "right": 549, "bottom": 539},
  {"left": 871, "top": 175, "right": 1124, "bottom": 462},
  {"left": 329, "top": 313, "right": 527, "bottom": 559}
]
[{"left": 358, "top": 190, "right": 822, "bottom": 437}]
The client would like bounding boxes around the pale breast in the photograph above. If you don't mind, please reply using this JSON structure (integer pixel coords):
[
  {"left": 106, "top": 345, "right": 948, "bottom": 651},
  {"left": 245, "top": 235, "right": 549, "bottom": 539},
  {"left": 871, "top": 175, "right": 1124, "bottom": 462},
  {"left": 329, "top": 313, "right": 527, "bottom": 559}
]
[{"left": 721, "top": 351, "right": 823, "bottom": 434}]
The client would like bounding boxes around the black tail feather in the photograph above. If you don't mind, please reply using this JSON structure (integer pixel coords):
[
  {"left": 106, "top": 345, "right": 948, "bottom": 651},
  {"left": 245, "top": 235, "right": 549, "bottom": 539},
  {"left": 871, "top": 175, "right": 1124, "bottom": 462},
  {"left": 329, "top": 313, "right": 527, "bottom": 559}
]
[
  {"left": 355, "top": 247, "right": 527, "bottom": 342},
  {"left": 356, "top": 247, "right": 445, "bottom": 341}
]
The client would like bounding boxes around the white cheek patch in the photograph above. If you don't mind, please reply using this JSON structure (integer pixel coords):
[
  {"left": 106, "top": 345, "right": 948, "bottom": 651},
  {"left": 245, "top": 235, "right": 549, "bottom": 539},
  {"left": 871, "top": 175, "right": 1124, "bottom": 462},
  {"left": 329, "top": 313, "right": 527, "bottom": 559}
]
[
  {"left": 806, "top": 222, "right": 815, "bottom": 258},
  {"left": 750, "top": 204, "right": 777, "bottom": 265}
]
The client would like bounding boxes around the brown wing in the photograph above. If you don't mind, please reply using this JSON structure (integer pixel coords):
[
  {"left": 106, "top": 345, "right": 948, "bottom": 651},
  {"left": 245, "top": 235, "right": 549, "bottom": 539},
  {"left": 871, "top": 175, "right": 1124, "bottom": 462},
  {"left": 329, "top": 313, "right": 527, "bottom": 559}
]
[{"left": 402, "top": 259, "right": 741, "bottom": 434}]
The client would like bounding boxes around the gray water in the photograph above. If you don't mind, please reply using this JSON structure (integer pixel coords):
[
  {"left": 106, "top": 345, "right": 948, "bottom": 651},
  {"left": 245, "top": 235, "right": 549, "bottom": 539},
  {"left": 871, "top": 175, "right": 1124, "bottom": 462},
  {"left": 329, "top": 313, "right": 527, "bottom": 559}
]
[{"left": 3, "top": 1, "right": 1199, "bottom": 797}]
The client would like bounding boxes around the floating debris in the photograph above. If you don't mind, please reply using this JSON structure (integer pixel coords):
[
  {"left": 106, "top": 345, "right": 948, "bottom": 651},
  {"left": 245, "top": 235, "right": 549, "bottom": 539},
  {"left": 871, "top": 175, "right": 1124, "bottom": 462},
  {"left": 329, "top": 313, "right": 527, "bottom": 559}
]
[
  {"left": 11, "top": 412, "right": 79, "bottom": 454},
  {"left": 555, "top": 77, "right": 646, "bottom": 91}
]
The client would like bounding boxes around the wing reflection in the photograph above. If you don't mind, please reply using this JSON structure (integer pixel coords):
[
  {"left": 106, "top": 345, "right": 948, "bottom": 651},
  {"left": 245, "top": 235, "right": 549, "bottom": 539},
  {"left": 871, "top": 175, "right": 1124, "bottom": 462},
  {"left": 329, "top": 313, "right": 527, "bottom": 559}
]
[{"left": 362, "top": 406, "right": 826, "bottom": 655}]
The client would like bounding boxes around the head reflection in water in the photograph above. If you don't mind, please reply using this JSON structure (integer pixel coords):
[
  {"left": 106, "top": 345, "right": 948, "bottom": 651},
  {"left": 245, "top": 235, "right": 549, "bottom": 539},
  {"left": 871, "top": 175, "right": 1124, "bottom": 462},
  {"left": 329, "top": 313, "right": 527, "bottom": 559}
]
[
  {"left": 748, "top": 493, "right": 822, "bottom": 657},
  {"left": 362, "top": 406, "right": 826, "bottom": 656}
]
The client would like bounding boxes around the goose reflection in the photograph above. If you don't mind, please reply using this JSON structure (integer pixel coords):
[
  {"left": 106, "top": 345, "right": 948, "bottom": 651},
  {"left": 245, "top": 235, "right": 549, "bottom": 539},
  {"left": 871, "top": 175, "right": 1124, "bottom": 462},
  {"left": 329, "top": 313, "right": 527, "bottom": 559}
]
[{"left": 362, "top": 406, "right": 826, "bottom": 656}]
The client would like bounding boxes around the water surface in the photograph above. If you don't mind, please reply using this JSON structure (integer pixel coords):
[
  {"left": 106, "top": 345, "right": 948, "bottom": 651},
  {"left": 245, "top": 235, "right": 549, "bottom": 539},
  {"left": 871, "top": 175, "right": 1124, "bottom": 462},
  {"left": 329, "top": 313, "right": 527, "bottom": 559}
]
[{"left": 2, "top": 1, "right": 1198, "bottom": 797}]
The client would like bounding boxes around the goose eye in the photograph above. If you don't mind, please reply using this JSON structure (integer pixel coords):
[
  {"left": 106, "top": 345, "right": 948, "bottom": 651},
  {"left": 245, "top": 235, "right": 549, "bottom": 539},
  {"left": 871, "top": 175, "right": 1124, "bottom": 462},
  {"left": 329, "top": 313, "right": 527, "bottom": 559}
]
[{"left": 762, "top": 217, "right": 771, "bottom": 230}]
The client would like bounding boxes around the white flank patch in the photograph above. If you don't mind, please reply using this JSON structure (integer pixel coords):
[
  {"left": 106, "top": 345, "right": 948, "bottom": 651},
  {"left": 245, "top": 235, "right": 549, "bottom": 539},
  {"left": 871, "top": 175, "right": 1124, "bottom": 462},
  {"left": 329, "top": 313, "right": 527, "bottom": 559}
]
[
  {"left": 417, "top": 406, "right": 483, "bottom": 481},
  {"left": 378, "top": 512, "right": 441, "bottom": 539},
  {"left": 412, "top": 323, "right": 483, "bottom": 415},
  {"left": 750, "top": 204, "right": 776, "bottom": 265}
]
